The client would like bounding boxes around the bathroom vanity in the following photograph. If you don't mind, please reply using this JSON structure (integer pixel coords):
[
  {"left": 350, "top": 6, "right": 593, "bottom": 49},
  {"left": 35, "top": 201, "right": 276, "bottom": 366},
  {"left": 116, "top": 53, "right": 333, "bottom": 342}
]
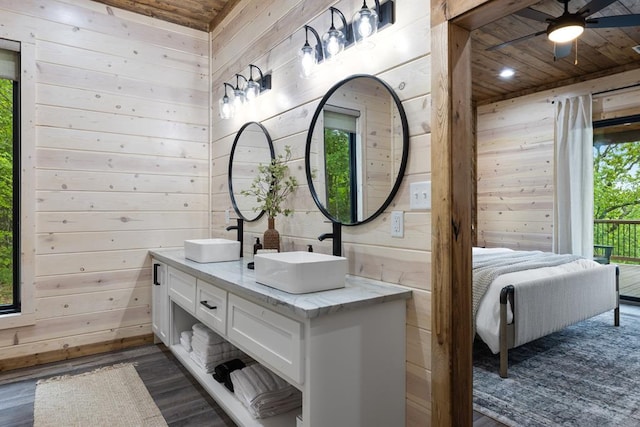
[{"left": 150, "top": 248, "right": 412, "bottom": 427}]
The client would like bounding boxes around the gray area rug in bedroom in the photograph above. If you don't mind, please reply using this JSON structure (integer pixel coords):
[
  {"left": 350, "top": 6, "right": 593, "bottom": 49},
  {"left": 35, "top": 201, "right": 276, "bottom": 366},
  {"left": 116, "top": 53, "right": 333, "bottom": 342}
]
[{"left": 473, "top": 307, "right": 640, "bottom": 427}]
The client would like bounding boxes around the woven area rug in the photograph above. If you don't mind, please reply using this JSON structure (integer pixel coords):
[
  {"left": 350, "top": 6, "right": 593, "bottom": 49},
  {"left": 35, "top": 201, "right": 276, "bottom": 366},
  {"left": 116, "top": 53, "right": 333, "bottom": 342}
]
[
  {"left": 473, "top": 309, "right": 640, "bottom": 427},
  {"left": 33, "top": 363, "right": 167, "bottom": 427}
]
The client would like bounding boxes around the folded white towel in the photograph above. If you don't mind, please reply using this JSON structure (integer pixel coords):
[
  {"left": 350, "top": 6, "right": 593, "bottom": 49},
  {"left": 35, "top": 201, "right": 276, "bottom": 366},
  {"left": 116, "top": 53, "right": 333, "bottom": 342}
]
[
  {"left": 189, "top": 347, "right": 248, "bottom": 373},
  {"left": 180, "top": 336, "right": 192, "bottom": 352},
  {"left": 231, "top": 364, "right": 302, "bottom": 419},
  {"left": 191, "top": 339, "right": 237, "bottom": 357},
  {"left": 192, "top": 323, "right": 226, "bottom": 345}
]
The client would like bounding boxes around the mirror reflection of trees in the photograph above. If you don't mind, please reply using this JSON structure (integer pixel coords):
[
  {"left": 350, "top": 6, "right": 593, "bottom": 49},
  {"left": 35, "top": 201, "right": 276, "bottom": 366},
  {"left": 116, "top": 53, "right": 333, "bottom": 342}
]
[
  {"left": 324, "top": 128, "right": 353, "bottom": 223},
  {"left": 0, "top": 79, "right": 13, "bottom": 305}
]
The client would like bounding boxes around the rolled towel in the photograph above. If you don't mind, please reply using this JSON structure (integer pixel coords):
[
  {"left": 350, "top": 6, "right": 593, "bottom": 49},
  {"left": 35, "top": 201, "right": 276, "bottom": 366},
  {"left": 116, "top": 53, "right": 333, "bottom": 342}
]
[{"left": 213, "top": 359, "right": 246, "bottom": 392}]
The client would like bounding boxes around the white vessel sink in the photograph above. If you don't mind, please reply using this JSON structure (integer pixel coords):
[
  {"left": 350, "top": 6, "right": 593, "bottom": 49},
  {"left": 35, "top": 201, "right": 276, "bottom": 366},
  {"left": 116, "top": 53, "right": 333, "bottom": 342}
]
[
  {"left": 254, "top": 251, "right": 347, "bottom": 294},
  {"left": 184, "top": 238, "right": 241, "bottom": 263}
]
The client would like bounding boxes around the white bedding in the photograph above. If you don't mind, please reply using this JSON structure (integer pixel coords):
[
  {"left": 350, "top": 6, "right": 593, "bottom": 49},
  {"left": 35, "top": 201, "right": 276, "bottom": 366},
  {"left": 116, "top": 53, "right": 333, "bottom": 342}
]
[{"left": 473, "top": 247, "right": 604, "bottom": 353}]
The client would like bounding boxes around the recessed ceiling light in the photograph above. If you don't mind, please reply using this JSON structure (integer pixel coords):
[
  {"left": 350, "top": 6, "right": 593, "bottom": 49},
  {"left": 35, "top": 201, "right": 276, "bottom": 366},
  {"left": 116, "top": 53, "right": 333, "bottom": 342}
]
[
  {"left": 633, "top": 45, "right": 640, "bottom": 55},
  {"left": 499, "top": 68, "right": 515, "bottom": 78}
]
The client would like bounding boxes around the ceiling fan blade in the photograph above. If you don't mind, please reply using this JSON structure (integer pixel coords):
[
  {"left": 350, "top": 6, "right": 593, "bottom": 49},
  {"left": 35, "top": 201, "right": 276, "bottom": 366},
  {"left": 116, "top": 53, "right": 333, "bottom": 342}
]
[
  {"left": 554, "top": 42, "right": 572, "bottom": 59},
  {"left": 515, "top": 7, "right": 556, "bottom": 23},
  {"left": 586, "top": 15, "right": 640, "bottom": 28},
  {"left": 486, "top": 30, "right": 547, "bottom": 51},
  {"left": 577, "top": 0, "right": 617, "bottom": 17}
]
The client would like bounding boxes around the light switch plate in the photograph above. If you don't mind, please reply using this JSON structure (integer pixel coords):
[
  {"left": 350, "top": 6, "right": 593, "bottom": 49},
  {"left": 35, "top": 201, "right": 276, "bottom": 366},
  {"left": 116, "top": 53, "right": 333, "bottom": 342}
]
[{"left": 410, "top": 181, "right": 431, "bottom": 210}]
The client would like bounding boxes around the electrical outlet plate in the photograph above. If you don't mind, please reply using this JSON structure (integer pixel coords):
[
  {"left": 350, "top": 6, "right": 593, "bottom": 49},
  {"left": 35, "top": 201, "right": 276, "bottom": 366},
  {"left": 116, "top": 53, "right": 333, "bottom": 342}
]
[
  {"left": 410, "top": 181, "right": 431, "bottom": 210},
  {"left": 225, "top": 209, "right": 230, "bottom": 224},
  {"left": 391, "top": 211, "right": 404, "bottom": 238}
]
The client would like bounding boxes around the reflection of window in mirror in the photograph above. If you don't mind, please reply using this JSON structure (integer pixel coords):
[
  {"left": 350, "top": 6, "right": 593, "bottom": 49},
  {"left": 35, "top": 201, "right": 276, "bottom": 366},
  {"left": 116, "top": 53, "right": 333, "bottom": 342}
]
[{"left": 323, "top": 106, "right": 362, "bottom": 223}]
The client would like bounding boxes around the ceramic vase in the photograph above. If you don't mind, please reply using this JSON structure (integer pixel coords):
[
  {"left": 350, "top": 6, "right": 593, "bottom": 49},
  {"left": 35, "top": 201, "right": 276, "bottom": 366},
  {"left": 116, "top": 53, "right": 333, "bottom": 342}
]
[{"left": 263, "top": 217, "right": 280, "bottom": 251}]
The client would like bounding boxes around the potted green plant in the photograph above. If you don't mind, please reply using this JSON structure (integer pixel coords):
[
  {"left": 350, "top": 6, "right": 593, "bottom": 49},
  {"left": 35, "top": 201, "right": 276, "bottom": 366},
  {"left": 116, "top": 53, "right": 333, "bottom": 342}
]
[{"left": 241, "top": 145, "right": 298, "bottom": 250}]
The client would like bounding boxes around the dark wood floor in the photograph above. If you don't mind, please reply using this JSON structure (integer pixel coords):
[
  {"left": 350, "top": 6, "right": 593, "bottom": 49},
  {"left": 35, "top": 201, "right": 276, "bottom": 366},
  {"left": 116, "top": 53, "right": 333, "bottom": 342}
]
[
  {"left": 0, "top": 344, "right": 236, "bottom": 427},
  {"left": 0, "top": 343, "right": 504, "bottom": 426}
]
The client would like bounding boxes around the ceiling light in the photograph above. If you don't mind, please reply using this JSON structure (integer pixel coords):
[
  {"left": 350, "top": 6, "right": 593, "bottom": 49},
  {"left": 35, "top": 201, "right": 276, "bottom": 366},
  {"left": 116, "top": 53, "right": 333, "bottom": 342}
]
[
  {"left": 499, "top": 68, "right": 515, "bottom": 78},
  {"left": 547, "top": 14, "right": 584, "bottom": 43}
]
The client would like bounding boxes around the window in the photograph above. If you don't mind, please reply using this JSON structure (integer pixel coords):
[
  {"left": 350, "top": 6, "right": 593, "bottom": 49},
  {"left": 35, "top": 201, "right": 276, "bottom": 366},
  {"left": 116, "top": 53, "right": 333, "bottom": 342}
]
[
  {"left": 593, "top": 114, "right": 640, "bottom": 302},
  {"left": 0, "top": 41, "right": 20, "bottom": 315},
  {"left": 323, "top": 107, "right": 361, "bottom": 224}
]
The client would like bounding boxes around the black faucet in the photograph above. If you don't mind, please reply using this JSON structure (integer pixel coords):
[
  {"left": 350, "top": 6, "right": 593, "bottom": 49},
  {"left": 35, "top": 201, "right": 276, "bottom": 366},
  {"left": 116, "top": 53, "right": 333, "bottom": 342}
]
[
  {"left": 318, "top": 221, "right": 342, "bottom": 257},
  {"left": 226, "top": 218, "right": 244, "bottom": 258}
]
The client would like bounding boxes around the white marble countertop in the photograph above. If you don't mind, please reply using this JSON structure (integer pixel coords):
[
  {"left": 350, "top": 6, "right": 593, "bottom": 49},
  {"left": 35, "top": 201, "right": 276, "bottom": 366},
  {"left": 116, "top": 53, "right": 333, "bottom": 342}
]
[{"left": 149, "top": 249, "right": 412, "bottom": 320}]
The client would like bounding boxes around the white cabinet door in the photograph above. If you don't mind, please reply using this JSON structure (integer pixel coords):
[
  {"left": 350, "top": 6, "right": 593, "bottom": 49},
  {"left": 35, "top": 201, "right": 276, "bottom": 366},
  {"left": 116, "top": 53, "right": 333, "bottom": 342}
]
[
  {"left": 151, "top": 259, "right": 169, "bottom": 345},
  {"left": 227, "top": 294, "right": 304, "bottom": 385}
]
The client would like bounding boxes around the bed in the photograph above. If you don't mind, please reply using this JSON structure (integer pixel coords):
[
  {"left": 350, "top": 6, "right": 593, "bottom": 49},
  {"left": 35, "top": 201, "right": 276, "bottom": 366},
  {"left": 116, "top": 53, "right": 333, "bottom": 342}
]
[{"left": 473, "top": 247, "right": 619, "bottom": 378}]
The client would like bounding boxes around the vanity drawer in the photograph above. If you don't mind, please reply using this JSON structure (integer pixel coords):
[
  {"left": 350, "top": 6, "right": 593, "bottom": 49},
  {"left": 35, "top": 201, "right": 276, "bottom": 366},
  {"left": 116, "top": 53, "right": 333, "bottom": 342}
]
[
  {"left": 167, "top": 266, "right": 196, "bottom": 314},
  {"left": 195, "top": 279, "right": 227, "bottom": 335},
  {"left": 227, "top": 294, "right": 304, "bottom": 384}
]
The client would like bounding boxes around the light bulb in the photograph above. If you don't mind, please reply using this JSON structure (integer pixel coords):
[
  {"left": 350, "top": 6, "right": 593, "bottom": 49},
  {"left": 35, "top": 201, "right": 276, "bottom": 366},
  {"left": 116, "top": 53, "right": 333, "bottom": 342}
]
[
  {"left": 219, "top": 96, "right": 233, "bottom": 119},
  {"left": 233, "top": 88, "right": 245, "bottom": 111},
  {"left": 245, "top": 80, "right": 260, "bottom": 101},
  {"left": 299, "top": 44, "right": 316, "bottom": 78},
  {"left": 352, "top": 6, "right": 378, "bottom": 48},
  {"left": 358, "top": 20, "right": 373, "bottom": 38},
  {"left": 327, "top": 37, "right": 340, "bottom": 55},
  {"left": 323, "top": 27, "right": 345, "bottom": 60}
]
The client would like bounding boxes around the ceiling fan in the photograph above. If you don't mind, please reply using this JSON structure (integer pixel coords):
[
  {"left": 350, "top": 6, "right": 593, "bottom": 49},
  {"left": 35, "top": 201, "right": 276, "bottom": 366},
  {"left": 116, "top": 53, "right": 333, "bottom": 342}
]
[{"left": 486, "top": 0, "right": 640, "bottom": 59}]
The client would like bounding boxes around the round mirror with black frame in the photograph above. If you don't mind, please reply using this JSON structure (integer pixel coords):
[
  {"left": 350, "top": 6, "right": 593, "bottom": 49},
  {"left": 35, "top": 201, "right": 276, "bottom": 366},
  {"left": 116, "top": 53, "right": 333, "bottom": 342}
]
[
  {"left": 228, "top": 122, "right": 275, "bottom": 222},
  {"left": 305, "top": 74, "right": 409, "bottom": 226}
]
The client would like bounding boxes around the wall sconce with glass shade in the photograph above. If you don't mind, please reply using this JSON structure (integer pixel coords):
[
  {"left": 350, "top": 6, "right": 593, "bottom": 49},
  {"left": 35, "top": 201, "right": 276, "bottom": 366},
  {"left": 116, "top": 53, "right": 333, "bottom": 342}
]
[
  {"left": 298, "top": 1, "right": 395, "bottom": 77},
  {"left": 219, "top": 83, "right": 235, "bottom": 119},
  {"left": 233, "top": 74, "right": 247, "bottom": 110},
  {"left": 245, "top": 65, "right": 271, "bottom": 101},
  {"left": 218, "top": 65, "right": 272, "bottom": 120},
  {"left": 322, "top": 7, "right": 349, "bottom": 61},
  {"left": 352, "top": 0, "right": 395, "bottom": 48},
  {"left": 299, "top": 25, "right": 323, "bottom": 79}
]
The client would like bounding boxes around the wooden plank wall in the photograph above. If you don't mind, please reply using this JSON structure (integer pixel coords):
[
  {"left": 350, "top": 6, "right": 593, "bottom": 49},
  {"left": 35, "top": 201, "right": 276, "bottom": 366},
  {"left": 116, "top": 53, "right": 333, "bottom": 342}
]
[
  {"left": 0, "top": 0, "right": 209, "bottom": 365},
  {"left": 476, "top": 69, "right": 640, "bottom": 251},
  {"left": 209, "top": 0, "right": 432, "bottom": 423}
]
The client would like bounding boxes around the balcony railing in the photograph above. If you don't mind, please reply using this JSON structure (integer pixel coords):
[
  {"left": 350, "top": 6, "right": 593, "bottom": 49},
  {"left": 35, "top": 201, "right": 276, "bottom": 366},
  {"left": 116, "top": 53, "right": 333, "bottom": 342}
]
[{"left": 594, "top": 219, "right": 640, "bottom": 263}]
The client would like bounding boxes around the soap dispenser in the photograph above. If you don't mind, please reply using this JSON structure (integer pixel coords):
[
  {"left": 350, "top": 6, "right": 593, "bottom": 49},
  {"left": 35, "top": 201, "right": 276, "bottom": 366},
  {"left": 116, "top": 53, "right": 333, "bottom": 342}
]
[{"left": 253, "top": 237, "right": 262, "bottom": 255}]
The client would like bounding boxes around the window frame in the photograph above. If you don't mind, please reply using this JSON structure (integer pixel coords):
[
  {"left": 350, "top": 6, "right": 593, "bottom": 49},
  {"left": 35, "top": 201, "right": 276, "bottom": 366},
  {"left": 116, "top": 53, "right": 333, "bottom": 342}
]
[
  {"left": 0, "top": 37, "right": 35, "bottom": 329},
  {"left": 0, "top": 77, "right": 20, "bottom": 315}
]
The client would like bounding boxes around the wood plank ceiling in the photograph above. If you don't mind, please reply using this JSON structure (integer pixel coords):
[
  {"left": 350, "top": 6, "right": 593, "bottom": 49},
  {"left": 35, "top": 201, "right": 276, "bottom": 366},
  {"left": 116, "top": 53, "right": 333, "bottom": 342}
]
[
  {"left": 90, "top": 0, "right": 640, "bottom": 104},
  {"left": 90, "top": 0, "right": 237, "bottom": 31}
]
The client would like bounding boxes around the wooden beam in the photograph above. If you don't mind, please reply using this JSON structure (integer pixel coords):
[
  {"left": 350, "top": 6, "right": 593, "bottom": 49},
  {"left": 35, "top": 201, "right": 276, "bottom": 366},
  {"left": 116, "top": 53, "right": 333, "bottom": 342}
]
[
  {"left": 208, "top": 0, "right": 243, "bottom": 32},
  {"left": 431, "top": 19, "right": 474, "bottom": 427},
  {"left": 452, "top": 0, "right": 539, "bottom": 30},
  {"left": 431, "top": 0, "right": 539, "bottom": 28}
]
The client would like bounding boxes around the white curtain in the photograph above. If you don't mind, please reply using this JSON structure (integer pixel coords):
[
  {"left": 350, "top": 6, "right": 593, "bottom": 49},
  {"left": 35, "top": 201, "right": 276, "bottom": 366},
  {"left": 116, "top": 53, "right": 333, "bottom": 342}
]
[{"left": 554, "top": 94, "right": 593, "bottom": 257}]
